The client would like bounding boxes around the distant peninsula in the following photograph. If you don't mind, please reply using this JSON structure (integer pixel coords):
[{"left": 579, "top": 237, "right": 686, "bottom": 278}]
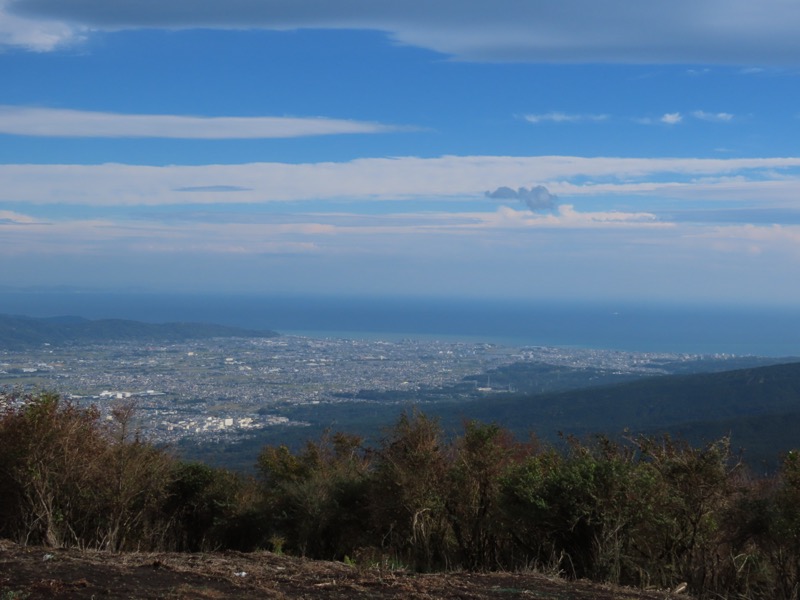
[{"left": 0, "top": 314, "right": 278, "bottom": 349}]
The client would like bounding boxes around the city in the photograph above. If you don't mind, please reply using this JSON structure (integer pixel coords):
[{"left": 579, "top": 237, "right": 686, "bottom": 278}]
[{"left": 0, "top": 334, "right": 724, "bottom": 445}]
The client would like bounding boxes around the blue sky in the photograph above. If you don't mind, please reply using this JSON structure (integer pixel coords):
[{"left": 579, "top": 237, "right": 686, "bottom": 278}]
[{"left": 2, "top": 0, "right": 800, "bottom": 306}]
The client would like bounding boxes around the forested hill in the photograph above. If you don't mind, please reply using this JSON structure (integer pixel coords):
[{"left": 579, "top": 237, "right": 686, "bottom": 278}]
[
  {"left": 432, "top": 360, "right": 800, "bottom": 466},
  {"left": 458, "top": 360, "right": 800, "bottom": 430},
  {"left": 0, "top": 314, "right": 278, "bottom": 348},
  {"left": 203, "top": 359, "right": 800, "bottom": 473}
]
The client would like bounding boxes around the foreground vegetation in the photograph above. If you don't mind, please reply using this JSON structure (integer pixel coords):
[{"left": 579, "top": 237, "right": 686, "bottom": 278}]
[{"left": 1, "top": 392, "right": 799, "bottom": 599}]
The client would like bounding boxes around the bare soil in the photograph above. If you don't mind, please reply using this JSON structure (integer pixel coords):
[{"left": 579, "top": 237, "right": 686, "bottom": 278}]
[{"left": 0, "top": 540, "right": 688, "bottom": 599}]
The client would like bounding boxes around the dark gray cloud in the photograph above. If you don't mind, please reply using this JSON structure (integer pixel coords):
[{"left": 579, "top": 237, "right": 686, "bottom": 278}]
[
  {"left": 486, "top": 185, "right": 558, "bottom": 212},
  {"left": 7, "top": 0, "right": 800, "bottom": 64}
]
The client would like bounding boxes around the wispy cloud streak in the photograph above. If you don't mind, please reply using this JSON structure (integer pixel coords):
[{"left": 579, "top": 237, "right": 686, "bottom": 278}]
[
  {"left": 0, "top": 106, "right": 401, "bottom": 139},
  {"left": 692, "top": 110, "right": 735, "bottom": 122},
  {"left": 524, "top": 112, "right": 608, "bottom": 124}
]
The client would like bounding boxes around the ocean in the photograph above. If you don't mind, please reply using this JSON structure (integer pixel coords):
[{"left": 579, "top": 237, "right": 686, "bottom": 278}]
[{"left": 1, "top": 291, "right": 799, "bottom": 357}]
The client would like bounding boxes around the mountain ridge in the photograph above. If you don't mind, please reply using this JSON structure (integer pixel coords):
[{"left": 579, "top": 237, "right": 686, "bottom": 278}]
[{"left": 0, "top": 313, "right": 278, "bottom": 348}]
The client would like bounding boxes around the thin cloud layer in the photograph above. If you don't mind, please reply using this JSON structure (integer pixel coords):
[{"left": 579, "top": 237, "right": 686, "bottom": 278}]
[
  {"left": 174, "top": 185, "right": 252, "bottom": 193},
  {"left": 0, "top": 106, "right": 399, "bottom": 139},
  {"left": 5, "top": 201, "right": 798, "bottom": 306},
  {"left": 524, "top": 113, "right": 609, "bottom": 124},
  {"left": 692, "top": 110, "right": 735, "bottom": 122},
  {"left": 3, "top": 155, "right": 800, "bottom": 206},
  {"left": 3, "top": 155, "right": 800, "bottom": 301},
  {"left": 528, "top": 111, "right": 737, "bottom": 127},
  {"left": 6, "top": 0, "right": 800, "bottom": 64}
]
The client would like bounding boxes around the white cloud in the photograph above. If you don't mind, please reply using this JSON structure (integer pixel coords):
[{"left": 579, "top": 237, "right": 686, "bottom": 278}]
[
  {"left": 553, "top": 178, "right": 800, "bottom": 204},
  {"left": 0, "top": 203, "right": 673, "bottom": 264},
  {"left": 523, "top": 112, "right": 608, "bottom": 124},
  {"left": 692, "top": 110, "right": 734, "bottom": 122},
  {"left": 635, "top": 111, "right": 737, "bottom": 126},
  {"left": 698, "top": 224, "right": 800, "bottom": 258},
  {"left": 0, "top": 0, "right": 82, "bottom": 50},
  {"left": 554, "top": 205, "right": 661, "bottom": 225},
  {"left": 0, "top": 215, "right": 327, "bottom": 256},
  {"left": 0, "top": 209, "right": 40, "bottom": 224},
  {"left": 5, "top": 0, "right": 800, "bottom": 64},
  {"left": 477, "top": 205, "right": 665, "bottom": 230},
  {"left": 3, "top": 155, "right": 800, "bottom": 206},
  {"left": 5, "top": 181, "right": 800, "bottom": 303},
  {"left": 0, "top": 106, "right": 400, "bottom": 138}
]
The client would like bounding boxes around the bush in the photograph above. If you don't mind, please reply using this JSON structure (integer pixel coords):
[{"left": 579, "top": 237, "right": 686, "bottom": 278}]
[
  {"left": 0, "top": 392, "right": 108, "bottom": 546},
  {"left": 0, "top": 391, "right": 249, "bottom": 552},
  {"left": 258, "top": 431, "right": 373, "bottom": 558},
  {"left": 5, "top": 393, "right": 800, "bottom": 598}
]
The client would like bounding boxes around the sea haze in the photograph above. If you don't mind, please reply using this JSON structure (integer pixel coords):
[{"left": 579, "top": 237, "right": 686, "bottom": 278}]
[{"left": 0, "top": 292, "right": 798, "bottom": 357}]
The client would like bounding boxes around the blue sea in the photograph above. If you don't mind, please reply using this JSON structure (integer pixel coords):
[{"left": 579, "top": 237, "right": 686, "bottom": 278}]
[{"left": 1, "top": 291, "right": 799, "bottom": 357}]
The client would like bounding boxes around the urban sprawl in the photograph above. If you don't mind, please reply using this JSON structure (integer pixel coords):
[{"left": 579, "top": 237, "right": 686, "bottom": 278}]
[{"left": 1, "top": 335, "right": 703, "bottom": 444}]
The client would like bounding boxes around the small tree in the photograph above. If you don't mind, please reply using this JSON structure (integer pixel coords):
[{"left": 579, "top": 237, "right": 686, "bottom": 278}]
[
  {"left": 500, "top": 435, "right": 657, "bottom": 582},
  {"left": 163, "top": 461, "right": 249, "bottom": 551},
  {"left": 632, "top": 435, "right": 738, "bottom": 594},
  {"left": 0, "top": 392, "right": 106, "bottom": 547},
  {"left": 370, "top": 411, "right": 451, "bottom": 571},
  {"left": 96, "top": 402, "right": 173, "bottom": 551},
  {"left": 445, "top": 421, "right": 525, "bottom": 570},
  {"left": 759, "top": 450, "right": 800, "bottom": 599},
  {"left": 258, "top": 431, "right": 372, "bottom": 559},
  {"left": 0, "top": 393, "right": 177, "bottom": 550}
]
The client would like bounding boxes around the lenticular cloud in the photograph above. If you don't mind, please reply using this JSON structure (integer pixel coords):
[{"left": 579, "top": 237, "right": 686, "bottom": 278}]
[{"left": 6, "top": 0, "right": 800, "bottom": 64}]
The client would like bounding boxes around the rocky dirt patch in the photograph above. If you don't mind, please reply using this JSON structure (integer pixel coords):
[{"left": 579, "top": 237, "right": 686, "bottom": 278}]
[{"left": 0, "top": 540, "right": 687, "bottom": 599}]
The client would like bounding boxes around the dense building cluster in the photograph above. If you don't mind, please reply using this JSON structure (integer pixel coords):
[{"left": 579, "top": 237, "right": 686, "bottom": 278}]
[{"left": 0, "top": 334, "right": 707, "bottom": 444}]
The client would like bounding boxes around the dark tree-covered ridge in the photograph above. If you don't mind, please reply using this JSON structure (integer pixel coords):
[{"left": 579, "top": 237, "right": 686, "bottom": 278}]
[{"left": 0, "top": 313, "right": 278, "bottom": 348}]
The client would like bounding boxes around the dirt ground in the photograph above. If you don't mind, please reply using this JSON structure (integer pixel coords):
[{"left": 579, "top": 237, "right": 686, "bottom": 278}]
[{"left": 0, "top": 540, "right": 689, "bottom": 600}]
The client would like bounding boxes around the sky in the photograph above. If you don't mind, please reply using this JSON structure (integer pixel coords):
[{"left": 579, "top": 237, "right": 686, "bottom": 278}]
[{"left": 2, "top": 1, "right": 800, "bottom": 306}]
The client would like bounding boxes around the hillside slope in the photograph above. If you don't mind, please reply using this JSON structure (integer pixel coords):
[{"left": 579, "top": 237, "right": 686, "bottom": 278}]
[
  {"left": 453, "top": 360, "right": 800, "bottom": 428},
  {"left": 425, "top": 360, "right": 800, "bottom": 466}
]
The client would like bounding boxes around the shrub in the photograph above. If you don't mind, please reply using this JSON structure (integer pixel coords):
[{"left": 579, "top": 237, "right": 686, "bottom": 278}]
[
  {"left": 258, "top": 431, "right": 372, "bottom": 558},
  {"left": 0, "top": 392, "right": 240, "bottom": 552},
  {"left": 0, "top": 392, "right": 108, "bottom": 546}
]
